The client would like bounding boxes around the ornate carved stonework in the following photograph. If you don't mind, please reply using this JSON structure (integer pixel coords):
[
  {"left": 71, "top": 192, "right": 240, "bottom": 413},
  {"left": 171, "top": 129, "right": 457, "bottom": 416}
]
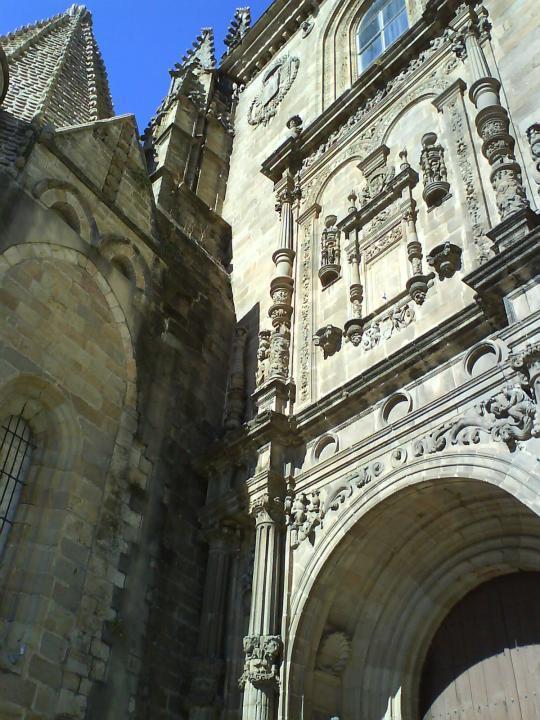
[
  {"left": 299, "top": 218, "right": 315, "bottom": 403},
  {"left": 527, "top": 123, "right": 540, "bottom": 194},
  {"left": 427, "top": 242, "right": 462, "bottom": 279},
  {"left": 248, "top": 55, "right": 300, "bottom": 127},
  {"left": 316, "top": 631, "right": 351, "bottom": 676},
  {"left": 256, "top": 330, "right": 271, "bottom": 386},
  {"left": 239, "top": 635, "right": 282, "bottom": 689},
  {"left": 285, "top": 491, "right": 324, "bottom": 549},
  {"left": 364, "top": 225, "right": 402, "bottom": 263},
  {"left": 359, "top": 304, "right": 415, "bottom": 351},
  {"left": 435, "top": 81, "right": 491, "bottom": 263},
  {"left": 319, "top": 214, "right": 341, "bottom": 286},
  {"left": 420, "top": 132, "right": 451, "bottom": 207},
  {"left": 314, "top": 325, "right": 343, "bottom": 359}
]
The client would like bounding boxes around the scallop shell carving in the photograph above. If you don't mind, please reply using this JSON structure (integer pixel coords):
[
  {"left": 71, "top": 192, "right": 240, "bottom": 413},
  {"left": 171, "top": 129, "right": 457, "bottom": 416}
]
[{"left": 315, "top": 631, "right": 351, "bottom": 675}]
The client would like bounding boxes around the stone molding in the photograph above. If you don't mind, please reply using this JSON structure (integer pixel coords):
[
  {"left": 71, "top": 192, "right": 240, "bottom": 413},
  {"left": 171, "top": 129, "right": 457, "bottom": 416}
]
[
  {"left": 289, "top": 343, "right": 540, "bottom": 549},
  {"left": 248, "top": 55, "right": 300, "bottom": 127}
]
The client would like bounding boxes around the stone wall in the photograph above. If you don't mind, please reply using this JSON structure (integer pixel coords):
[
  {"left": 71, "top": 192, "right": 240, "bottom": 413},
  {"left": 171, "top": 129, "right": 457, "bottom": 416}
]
[{"left": 0, "top": 101, "right": 235, "bottom": 720}]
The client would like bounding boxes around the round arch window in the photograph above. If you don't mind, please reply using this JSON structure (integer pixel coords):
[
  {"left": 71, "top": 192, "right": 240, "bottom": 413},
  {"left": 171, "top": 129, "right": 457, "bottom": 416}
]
[
  {"left": 0, "top": 415, "right": 33, "bottom": 556},
  {"left": 358, "top": 0, "right": 409, "bottom": 73}
]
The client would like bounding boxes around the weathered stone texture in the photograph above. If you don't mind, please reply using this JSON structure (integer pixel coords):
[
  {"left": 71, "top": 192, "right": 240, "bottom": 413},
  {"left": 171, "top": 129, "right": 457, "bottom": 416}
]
[{"left": 1, "top": 0, "right": 540, "bottom": 719}]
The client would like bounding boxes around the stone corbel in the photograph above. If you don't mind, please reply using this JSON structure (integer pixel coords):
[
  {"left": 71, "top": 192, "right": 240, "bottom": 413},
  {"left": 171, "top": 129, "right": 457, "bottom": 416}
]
[
  {"left": 427, "top": 242, "right": 462, "bottom": 280},
  {"left": 313, "top": 325, "right": 343, "bottom": 358},
  {"left": 239, "top": 634, "right": 283, "bottom": 690}
]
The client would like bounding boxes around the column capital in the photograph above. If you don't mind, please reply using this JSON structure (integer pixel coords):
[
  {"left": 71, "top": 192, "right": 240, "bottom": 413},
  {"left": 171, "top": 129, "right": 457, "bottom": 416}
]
[{"left": 249, "top": 494, "right": 284, "bottom": 524}]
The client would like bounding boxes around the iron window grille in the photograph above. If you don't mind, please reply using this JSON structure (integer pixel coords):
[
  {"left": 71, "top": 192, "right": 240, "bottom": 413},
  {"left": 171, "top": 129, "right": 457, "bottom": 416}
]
[
  {"left": 358, "top": 0, "right": 409, "bottom": 73},
  {"left": 0, "top": 414, "right": 33, "bottom": 555}
]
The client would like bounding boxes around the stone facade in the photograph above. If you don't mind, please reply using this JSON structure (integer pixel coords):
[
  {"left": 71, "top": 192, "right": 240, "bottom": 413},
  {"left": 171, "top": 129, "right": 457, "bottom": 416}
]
[{"left": 0, "top": 1, "right": 539, "bottom": 719}]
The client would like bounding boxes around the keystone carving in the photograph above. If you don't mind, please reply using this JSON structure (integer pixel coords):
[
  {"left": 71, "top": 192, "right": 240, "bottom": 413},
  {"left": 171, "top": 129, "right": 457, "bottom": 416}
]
[
  {"left": 420, "top": 132, "right": 451, "bottom": 207},
  {"left": 248, "top": 55, "right": 300, "bottom": 127},
  {"left": 314, "top": 325, "right": 343, "bottom": 358},
  {"left": 427, "top": 242, "right": 462, "bottom": 280},
  {"left": 239, "top": 635, "right": 282, "bottom": 689},
  {"left": 285, "top": 491, "right": 324, "bottom": 548}
]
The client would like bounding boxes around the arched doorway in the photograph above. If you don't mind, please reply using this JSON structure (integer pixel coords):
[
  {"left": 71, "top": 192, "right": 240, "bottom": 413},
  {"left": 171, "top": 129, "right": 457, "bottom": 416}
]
[{"left": 420, "top": 572, "right": 540, "bottom": 719}]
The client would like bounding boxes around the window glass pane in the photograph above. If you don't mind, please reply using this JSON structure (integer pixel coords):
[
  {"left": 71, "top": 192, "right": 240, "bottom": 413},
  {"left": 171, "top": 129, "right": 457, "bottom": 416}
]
[
  {"left": 383, "top": 11, "right": 408, "bottom": 48},
  {"left": 359, "top": 36, "right": 383, "bottom": 71},
  {"left": 383, "top": 0, "right": 406, "bottom": 24},
  {"left": 0, "top": 415, "right": 33, "bottom": 557},
  {"left": 358, "top": 15, "right": 382, "bottom": 48}
]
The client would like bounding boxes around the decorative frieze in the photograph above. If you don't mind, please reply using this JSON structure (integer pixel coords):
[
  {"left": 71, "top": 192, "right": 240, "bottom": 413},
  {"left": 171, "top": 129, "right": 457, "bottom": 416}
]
[
  {"left": 433, "top": 79, "right": 492, "bottom": 263},
  {"left": 248, "top": 54, "right": 300, "bottom": 127},
  {"left": 359, "top": 303, "right": 415, "bottom": 351},
  {"left": 420, "top": 132, "right": 451, "bottom": 208},
  {"left": 301, "top": 27, "right": 455, "bottom": 173}
]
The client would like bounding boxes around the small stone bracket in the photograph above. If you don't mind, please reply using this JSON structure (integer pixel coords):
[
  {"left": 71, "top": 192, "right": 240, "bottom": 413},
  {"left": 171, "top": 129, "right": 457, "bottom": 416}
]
[
  {"left": 427, "top": 243, "right": 462, "bottom": 280},
  {"left": 313, "top": 325, "right": 343, "bottom": 358}
]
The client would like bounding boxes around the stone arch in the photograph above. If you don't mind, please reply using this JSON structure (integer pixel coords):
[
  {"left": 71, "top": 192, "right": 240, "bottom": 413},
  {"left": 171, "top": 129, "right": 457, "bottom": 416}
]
[
  {"left": 32, "top": 178, "right": 98, "bottom": 245},
  {"left": 0, "top": 374, "right": 82, "bottom": 473},
  {"left": 285, "top": 449, "right": 540, "bottom": 720},
  {"left": 320, "top": 0, "right": 422, "bottom": 108},
  {"left": 99, "top": 234, "right": 150, "bottom": 292},
  {"left": 0, "top": 241, "right": 141, "bottom": 717},
  {"left": 0, "top": 242, "right": 137, "bottom": 400}
]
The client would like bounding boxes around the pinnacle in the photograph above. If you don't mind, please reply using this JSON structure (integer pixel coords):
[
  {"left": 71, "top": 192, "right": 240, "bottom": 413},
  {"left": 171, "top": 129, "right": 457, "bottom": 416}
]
[
  {"left": 223, "top": 7, "right": 252, "bottom": 56},
  {"left": 174, "top": 26, "right": 216, "bottom": 72}
]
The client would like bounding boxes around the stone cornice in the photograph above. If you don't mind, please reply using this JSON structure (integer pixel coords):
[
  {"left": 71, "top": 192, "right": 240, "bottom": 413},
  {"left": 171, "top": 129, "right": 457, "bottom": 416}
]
[
  {"left": 260, "top": 0, "right": 461, "bottom": 183},
  {"left": 220, "top": 0, "right": 325, "bottom": 84},
  {"left": 464, "top": 222, "right": 540, "bottom": 322}
]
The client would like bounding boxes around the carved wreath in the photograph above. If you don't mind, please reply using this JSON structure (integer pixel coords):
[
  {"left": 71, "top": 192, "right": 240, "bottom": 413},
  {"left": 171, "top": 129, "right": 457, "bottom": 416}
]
[{"left": 248, "top": 54, "right": 300, "bottom": 127}]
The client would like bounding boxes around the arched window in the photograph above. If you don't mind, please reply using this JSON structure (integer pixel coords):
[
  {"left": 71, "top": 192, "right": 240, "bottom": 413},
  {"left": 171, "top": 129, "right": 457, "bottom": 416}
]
[
  {"left": 0, "top": 415, "right": 33, "bottom": 555},
  {"left": 358, "top": 0, "right": 409, "bottom": 73}
]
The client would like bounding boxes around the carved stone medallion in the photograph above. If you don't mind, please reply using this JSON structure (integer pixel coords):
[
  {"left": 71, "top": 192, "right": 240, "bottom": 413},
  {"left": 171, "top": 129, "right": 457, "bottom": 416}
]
[{"left": 248, "top": 54, "right": 300, "bottom": 127}]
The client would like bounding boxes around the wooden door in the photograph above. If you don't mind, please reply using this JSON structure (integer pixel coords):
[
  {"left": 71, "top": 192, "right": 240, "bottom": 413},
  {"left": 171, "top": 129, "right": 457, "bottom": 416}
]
[{"left": 419, "top": 572, "right": 540, "bottom": 719}]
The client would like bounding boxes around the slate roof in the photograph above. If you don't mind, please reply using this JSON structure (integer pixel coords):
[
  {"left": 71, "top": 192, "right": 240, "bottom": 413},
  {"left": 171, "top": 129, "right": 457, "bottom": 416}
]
[{"left": 0, "top": 4, "right": 113, "bottom": 169}]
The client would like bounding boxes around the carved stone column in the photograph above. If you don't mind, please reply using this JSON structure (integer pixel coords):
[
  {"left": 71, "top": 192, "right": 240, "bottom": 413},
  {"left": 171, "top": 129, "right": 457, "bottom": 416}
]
[
  {"left": 402, "top": 199, "right": 431, "bottom": 305},
  {"left": 344, "top": 236, "right": 364, "bottom": 346},
  {"left": 224, "top": 327, "right": 248, "bottom": 430},
  {"left": 189, "top": 525, "right": 238, "bottom": 720},
  {"left": 240, "top": 496, "right": 284, "bottom": 720},
  {"left": 253, "top": 172, "right": 299, "bottom": 415},
  {"left": 458, "top": 5, "right": 537, "bottom": 247}
]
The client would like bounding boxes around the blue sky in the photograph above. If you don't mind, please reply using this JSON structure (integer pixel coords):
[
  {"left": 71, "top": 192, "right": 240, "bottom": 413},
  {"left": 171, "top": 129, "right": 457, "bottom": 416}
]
[{"left": 1, "top": 0, "right": 271, "bottom": 131}]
